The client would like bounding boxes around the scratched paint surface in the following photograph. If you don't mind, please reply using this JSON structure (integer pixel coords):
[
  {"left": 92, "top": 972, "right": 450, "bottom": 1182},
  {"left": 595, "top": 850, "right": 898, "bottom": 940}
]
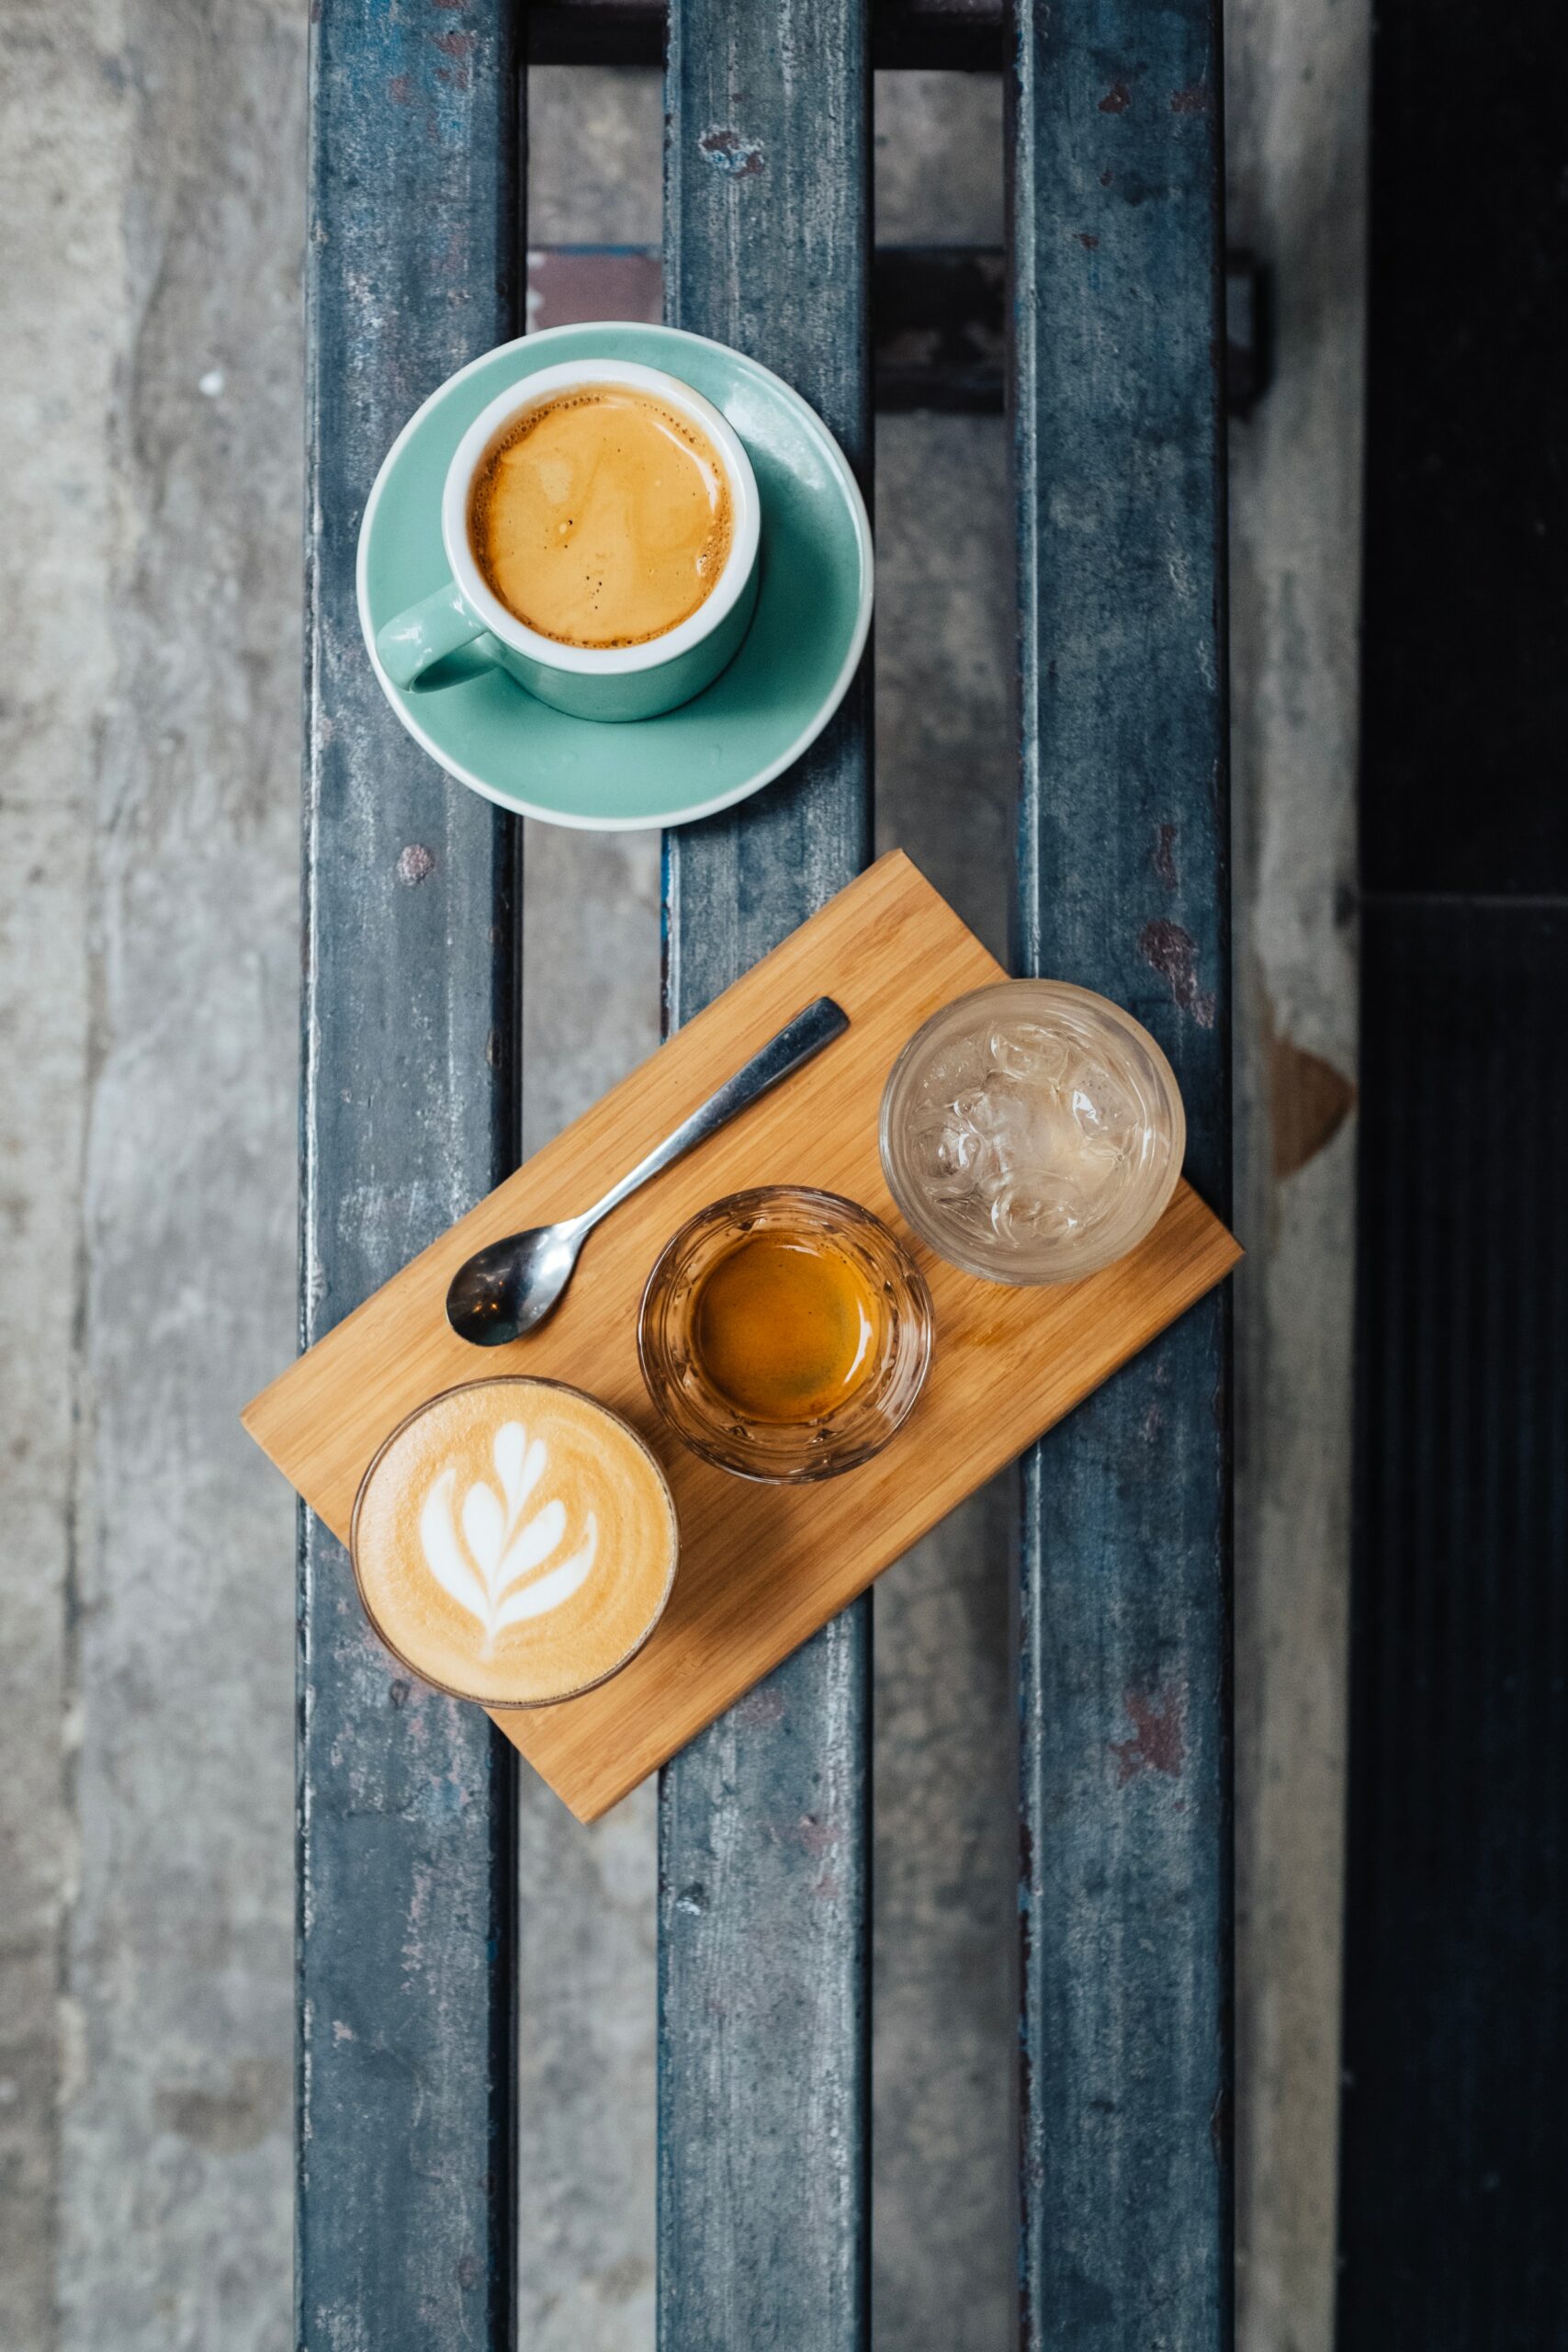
[
  {"left": 1011, "top": 0, "right": 1234, "bottom": 2345},
  {"left": 658, "top": 4, "right": 874, "bottom": 2347},
  {"left": 299, "top": 4, "right": 521, "bottom": 2345}
]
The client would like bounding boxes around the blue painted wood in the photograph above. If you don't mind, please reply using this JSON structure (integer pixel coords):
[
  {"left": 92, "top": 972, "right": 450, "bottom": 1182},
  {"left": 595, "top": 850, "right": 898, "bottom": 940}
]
[
  {"left": 299, "top": 4, "right": 521, "bottom": 2344},
  {"left": 1010, "top": 2, "right": 1234, "bottom": 2345},
  {"left": 658, "top": 4, "right": 874, "bottom": 2346}
]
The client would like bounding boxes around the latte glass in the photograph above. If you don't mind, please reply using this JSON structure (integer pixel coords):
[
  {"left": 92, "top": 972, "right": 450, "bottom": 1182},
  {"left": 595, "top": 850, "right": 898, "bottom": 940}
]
[
  {"left": 879, "top": 980, "right": 1186, "bottom": 1285},
  {"left": 351, "top": 1375, "right": 678, "bottom": 1707},
  {"left": 638, "top": 1188, "right": 932, "bottom": 1482}
]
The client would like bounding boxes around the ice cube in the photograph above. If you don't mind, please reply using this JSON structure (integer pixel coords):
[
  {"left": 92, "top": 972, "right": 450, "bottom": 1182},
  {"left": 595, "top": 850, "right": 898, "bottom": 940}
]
[
  {"left": 945, "top": 1184, "right": 997, "bottom": 1238},
  {"left": 1069, "top": 1061, "right": 1142, "bottom": 1160},
  {"left": 988, "top": 1022, "right": 1070, "bottom": 1089},
  {"left": 989, "top": 1176, "right": 1085, "bottom": 1250},
  {"left": 916, "top": 1036, "right": 988, "bottom": 1111},
  {"left": 910, "top": 1108, "right": 993, "bottom": 1202},
  {"left": 953, "top": 1082, "right": 1026, "bottom": 1140},
  {"left": 967, "top": 1081, "right": 1047, "bottom": 1179}
]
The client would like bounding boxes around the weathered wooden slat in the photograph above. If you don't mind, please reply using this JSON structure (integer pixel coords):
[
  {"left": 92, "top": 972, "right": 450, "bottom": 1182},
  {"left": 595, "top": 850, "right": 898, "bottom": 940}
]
[
  {"left": 1010, "top": 2, "right": 1234, "bottom": 2346},
  {"left": 658, "top": 4, "right": 874, "bottom": 2345},
  {"left": 299, "top": 4, "right": 521, "bottom": 2344}
]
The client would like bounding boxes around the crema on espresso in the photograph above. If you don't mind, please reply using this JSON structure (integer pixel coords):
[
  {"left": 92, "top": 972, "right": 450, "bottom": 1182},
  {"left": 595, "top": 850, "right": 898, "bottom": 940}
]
[
  {"left": 468, "top": 385, "right": 732, "bottom": 649},
  {"left": 352, "top": 1379, "right": 678, "bottom": 1706}
]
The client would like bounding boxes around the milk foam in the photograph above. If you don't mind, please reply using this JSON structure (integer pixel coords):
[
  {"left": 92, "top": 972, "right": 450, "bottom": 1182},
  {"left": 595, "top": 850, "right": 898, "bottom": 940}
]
[
  {"left": 418, "top": 1419, "right": 599, "bottom": 1653},
  {"left": 353, "top": 1379, "right": 677, "bottom": 1707}
]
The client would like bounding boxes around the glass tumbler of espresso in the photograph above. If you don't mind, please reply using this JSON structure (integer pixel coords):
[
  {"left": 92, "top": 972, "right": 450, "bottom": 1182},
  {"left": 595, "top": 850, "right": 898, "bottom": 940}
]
[{"left": 637, "top": 1187, "right": 933, "bottom": 1482}]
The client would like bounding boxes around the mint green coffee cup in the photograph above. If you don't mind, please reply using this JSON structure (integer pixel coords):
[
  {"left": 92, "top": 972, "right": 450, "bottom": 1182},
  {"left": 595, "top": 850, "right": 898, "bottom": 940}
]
[{"left": 375, "top": 356, "right": 761, "bottom": 723}]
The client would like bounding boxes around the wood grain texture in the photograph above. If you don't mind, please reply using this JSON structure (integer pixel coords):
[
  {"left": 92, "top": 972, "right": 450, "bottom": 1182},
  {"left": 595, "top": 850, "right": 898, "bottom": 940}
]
[
  {"left": 659, "top": 6, "right": 875, "bottom": 2346},
  {"left": 246, "top": 855, "right": 1238, "bottom": 1817},
  {"left": 299, "top": 2, "right": 520, "bottom": 2343},
  {"left": 1010, "top": 0, "right": 1235, "bottom": 2345}
]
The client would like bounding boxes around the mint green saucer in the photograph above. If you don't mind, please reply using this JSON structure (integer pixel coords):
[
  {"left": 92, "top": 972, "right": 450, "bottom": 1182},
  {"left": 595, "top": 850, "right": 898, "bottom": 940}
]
[{"left": 357, "top": 322, "right": 874, "bottom": 831}]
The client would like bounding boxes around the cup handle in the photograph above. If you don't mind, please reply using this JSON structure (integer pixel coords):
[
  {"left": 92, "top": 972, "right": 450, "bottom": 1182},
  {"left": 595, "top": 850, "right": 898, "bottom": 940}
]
[{"left": 376, "top": 581, "right": 486, "bottom": 688}]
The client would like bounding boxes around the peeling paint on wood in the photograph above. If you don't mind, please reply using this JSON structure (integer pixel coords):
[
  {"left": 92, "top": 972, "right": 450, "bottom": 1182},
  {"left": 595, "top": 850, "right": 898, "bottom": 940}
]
[
  {"left": 1111, "top": 1684, "right": 1189, "bottom": 1784},
  {"left": 1012, "top": 0, "right": 1233, "bottom": 2342},
  {"left": 698, "top": 126, "right": 766, "bottom": 177},
  {"left": 1141, "top": 913, "right": 1220, "bottom": 1026},
  {"left": 659, "top": 2, "right": 873, "bottom": 2345}
]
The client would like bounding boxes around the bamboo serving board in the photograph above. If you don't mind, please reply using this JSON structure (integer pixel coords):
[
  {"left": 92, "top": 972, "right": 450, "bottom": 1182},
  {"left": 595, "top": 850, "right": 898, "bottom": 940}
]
[{"left": 243, "top": 853, "right": 1239, "bottom": 1819}]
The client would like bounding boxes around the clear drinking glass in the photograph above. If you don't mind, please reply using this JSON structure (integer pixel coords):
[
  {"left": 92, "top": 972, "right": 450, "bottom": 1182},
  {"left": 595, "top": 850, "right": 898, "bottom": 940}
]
[
  {"left": 879, "top": 980, "right": 1186, "bottom": 1284},
  {"left": 637, "top": 1186, "right": 933, "bottom": 1482}
]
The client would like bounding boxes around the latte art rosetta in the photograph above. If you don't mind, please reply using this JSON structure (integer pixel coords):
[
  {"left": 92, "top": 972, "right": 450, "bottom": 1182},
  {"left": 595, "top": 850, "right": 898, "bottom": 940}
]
[
  {"left": 351, "top": 1377, "right": 678, "bottom": 1707},
  {"left": 419, "top": 1421, "right": 598, "bottom": 1651}
]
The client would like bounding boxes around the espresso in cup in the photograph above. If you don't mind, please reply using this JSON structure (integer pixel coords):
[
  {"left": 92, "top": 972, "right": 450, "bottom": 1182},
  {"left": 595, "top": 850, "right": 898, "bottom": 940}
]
[
  {"left": 377, "top": 353, "right": 761, "bottom": 720},
  {"left": 352, "top": 1377, "right": 677, "bottom": 1706},
  {"left": 469, "top": 384, "right": 732, "bottom": 650}
]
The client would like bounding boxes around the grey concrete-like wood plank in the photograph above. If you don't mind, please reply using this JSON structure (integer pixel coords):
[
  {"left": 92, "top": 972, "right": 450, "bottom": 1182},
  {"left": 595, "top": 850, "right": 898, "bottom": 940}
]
[
  {"left": 4, "top": 6, "right": 305, "bottom": 2347},
  {"left": 1227, "top": 0, "right": 1365, "bottom": 2336},
  {"left": 0, "top": 13, "right": 120, "bottom": 2339}
]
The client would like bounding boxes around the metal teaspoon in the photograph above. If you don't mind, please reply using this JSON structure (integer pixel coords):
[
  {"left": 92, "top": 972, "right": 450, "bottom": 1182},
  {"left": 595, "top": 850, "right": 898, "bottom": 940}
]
[{"left": 445, "top": 994, "right": 851, "bottom": 1347}]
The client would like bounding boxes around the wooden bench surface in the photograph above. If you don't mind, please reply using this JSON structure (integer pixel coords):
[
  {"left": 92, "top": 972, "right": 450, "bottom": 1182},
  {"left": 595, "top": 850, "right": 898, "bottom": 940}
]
[{"left": 299, "top": 3, "right": 1230, "bottom": 2343}]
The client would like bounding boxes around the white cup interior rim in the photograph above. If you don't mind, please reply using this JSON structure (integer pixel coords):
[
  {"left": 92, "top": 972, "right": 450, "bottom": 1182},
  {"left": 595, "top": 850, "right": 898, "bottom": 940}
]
[{"left": 441, "top": 356, "right": 761, "bottom": 675}]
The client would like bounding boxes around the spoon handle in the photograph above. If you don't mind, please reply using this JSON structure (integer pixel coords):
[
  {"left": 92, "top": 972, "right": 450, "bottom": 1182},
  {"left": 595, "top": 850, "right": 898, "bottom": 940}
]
[{"left": 584, "top": 996, "right": 851, "bottom": 1229}]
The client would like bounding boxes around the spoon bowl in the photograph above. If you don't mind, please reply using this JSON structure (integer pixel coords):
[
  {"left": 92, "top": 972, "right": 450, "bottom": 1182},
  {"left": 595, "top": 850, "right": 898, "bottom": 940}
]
[
  {"left": 444, "top": 995, "right": 850, "bottom": 1348},
  {"left": 446, "top": 1218, "right": 588, "bottom": 1346}
]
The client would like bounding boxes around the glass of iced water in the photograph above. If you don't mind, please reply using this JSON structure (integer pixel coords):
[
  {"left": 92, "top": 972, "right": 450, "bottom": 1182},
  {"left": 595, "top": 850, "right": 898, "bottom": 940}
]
[{"left": 879, "top": 980, "right": 1186, "bottom": 1284}]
